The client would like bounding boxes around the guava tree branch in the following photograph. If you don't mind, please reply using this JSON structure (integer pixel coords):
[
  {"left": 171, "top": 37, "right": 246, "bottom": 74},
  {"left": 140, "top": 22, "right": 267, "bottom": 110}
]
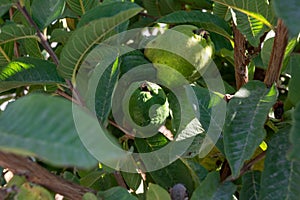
[
  {"left": 264, "top": 19, "right": 288, "bottom": 88},
  {"left": 0, "top": 151, "right": 95, "bottom": 199},
  {"left": 15, "top": 2, "right": 59, "bottom": 65},
  {"left": 233, "top": 24, "right": 249, "bottom": 90},
  {"left": 15, "top": 2, "right": 85, "bottom": 106}
]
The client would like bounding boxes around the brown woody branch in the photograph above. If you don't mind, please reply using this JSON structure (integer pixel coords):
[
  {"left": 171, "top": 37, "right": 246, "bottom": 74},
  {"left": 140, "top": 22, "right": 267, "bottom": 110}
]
[
  {"left": 0, "top": 151, "right": 95, "bottom": 200},
  {"left": 264, "top": 19, "right": 289, "bottom": 88},
  {"left": 233, "top": 24, "right": 249, "bottom": 90}
]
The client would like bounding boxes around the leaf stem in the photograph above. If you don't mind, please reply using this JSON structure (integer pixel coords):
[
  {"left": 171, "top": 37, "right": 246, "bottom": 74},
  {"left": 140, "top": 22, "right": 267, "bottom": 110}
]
[{"left": 15, "top": 2, "right": 59, "bottom": 65}]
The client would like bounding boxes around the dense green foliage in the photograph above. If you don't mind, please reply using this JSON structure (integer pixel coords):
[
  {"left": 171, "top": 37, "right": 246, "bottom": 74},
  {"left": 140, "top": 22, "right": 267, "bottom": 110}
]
[{"left": 0, "top": 0, "right": 299, "bottom": 199}]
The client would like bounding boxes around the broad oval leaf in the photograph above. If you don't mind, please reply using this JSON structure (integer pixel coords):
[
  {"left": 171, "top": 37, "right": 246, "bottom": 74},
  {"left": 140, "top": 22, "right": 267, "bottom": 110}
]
[
  {"left": 0, "top": 57, "right": 64, "bottom": 93},
  {"left": 57, "top": 4, "right": 142, "bottom": 80},
  {"left": 212, "top": 0, "right": 275, "bottom": 28},
  {"left": 0, "top": 94, "right": 97, "bottom": 168},
  {"left": 240, "top": 171, "right": 261, "bottom": 200},
  {"left": 158, "top": 10, "right": 233, "bottom": 42},
  {"left": 78, "top": 2, "right": 139, "bottom": 28},
  {"left": 224, "top": 81, "right": 277, "bottom": 178},
  {"left": 97, "top": 186, "right": 138, "bottom": 200},
  {"left": 235, "top": 11, "right": 269, "bottom": 47},
  {"left": 288, "top": 102, "right": 300, "bottom": 160},
  {"left": 0, "top": 24, "right": 37, "bottom": 45},
  {"left": 147, "top": 183, "right": 171, "bottom": 200},
  {"left": 66, "top": 0, "right": 99, "bottom": 16},
  {"left": 190, "top": 171, "right": 237, "bottom": 200},
  {"left": 287, "top": 55, "right": 300, "bottom": 106},
  {"left": 273, "top": 0, "right": 300, "bottom": 36},
  {"left": 259, "top": 127, "right": 300, "bottom": 200},
  {"left": 31, "top": 0, "right": 65, "bottom": 29},
  {"left": 0, "top": 0, "right": 12, "bottom": 18}
]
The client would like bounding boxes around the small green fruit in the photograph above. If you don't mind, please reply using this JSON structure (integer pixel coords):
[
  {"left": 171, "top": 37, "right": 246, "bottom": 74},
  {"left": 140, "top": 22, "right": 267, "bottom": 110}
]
[
  {"left": 129, "top": 81, "right": 169, "bottom": 127},
  {"left": 144, "top": 25, "right": 214, "bottom": 82}
]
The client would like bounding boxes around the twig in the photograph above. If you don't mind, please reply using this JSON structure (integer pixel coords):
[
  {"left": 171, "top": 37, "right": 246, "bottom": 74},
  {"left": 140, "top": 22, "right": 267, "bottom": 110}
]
[
  {"left": 113, "top": 171, "right": 128, "bottom": 189},
  {"left": 264, "top": 19, "right": 288, "bottom": 88},
  {"left": 233, "top": 24, "right": 249, "bottom": 90},
  {"left": 225, "top": 151, "right": 266, "bottom": 182},
  {"left": 0, "top": 151, "right": 95, "bottom": 200},
  {"left": 55, "top": 89, "right": 81, "bottom": 105},
  {"left": 239, "top": 151, "right": 266, "bottom": 177},
  {"left": 15, "top": 2, "right": 59, "bottom": 65}
]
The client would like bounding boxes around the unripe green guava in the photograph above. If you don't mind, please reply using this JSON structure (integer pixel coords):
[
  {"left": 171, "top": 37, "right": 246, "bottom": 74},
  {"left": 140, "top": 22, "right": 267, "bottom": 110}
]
[
  {"left": 144, "top": 25, "right": 214, "bottom": 82},
  {"left": 129, "top": 81, "right": 169, "bottom": 127}
]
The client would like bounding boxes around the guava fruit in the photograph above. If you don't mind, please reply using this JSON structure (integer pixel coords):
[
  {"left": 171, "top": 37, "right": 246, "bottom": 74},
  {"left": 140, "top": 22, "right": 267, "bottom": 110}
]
[
  {"left": 144, "top": 25, "right": 214, "bottom": 82},
  {"left": 129, "top": 81, "right": 169, "bottom": 127}
]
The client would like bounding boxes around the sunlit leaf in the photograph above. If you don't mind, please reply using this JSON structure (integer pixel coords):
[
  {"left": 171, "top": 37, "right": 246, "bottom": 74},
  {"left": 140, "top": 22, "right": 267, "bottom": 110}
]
[
  {"left": 0, "top": 57, "right": 64, "bottom": 93},
  {"left": 212, "top": 0, "right": 275, "bottom": 28}
]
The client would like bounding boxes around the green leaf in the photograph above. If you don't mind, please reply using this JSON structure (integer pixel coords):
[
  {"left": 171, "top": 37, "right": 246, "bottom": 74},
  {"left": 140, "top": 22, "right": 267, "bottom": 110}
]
[
  {"left": 212, "top": 0, "right": 275, "bottom": 29},
  {"left": 97, "top": 187, "right": 138, "bottom": 200},
  {"left": 57, "top": 4, "right": 142, "bottom": 80},
  {"left": 0, "top": 24, "right": 38, "bottom": 45},
  {"left": 142, "top": 0, "right": 181, "bottom": 17},
  {"left": 158, "top": 11, "right": 233, "bottom": 42},
  {"left": 76, "top": 45, "right": 121, "bottom": 124},
  {"left": 66, "top": 0, "right": 99, "bottom": 16},
  {"left": 289, "top": 103, "right": 300, "bottom": 160},
  {"left": 213, "top": 2, "right": 231, "bottom": 20},
  {"left": 287, "top": 55, "right": 300, "bottom": 106},
  {"left": 50, "top": 29, "right": 72, "bottom": 45},
  {"left": 121, "top": 171, "right": 142, "bottom": 191},
  {"left": 19, "top": 38, "right": 43, "bottom": 59},
  {"left": 273, "top": 0, "right": 300, "bottom": 36},
  {"left": 224, "top": 81, "right": 277, "bottom": 178},
  {"left": 0, "top": 57, "right": 64, "bottom": 93},
  {"left": 182, "top": 86, "right": 224, "bottom": 158},
  {"left": 78, "top": 2, "right": 139, "bottom": 28},
  {"left": 148, "top": 159, "right": 195, "bottom": 194},
  {"left": 0, "top": 94, "right": 97, "bottom": 168},
  {"left": 0, "top": 0, "right": 12, "bottom": 18},
  {"left": 190, "top": 171, "right": 236, "bottom": 200},
  {"left": 235, "top": 11, "right": 268, "bottom": 47},
  {"left": 259, "top": 127, "right": 300, "bottom": 200},
  {"left": 240, "top": 171, "right": 261, "bottom": 200},
  {"left": 147, "top": 183, "right": 171, "bottom": 200},
  {"left": 80, "top": 170, "right": 105, "bottom": 187},
  {"left": 31, "top": 0, "right": 65, "bottom": 29}
]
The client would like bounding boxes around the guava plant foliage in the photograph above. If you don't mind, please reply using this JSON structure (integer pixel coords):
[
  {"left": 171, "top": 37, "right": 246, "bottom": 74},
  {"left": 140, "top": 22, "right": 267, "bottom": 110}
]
[{"left": 0, "top": 0, "right": 300, "bottom": 199}]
